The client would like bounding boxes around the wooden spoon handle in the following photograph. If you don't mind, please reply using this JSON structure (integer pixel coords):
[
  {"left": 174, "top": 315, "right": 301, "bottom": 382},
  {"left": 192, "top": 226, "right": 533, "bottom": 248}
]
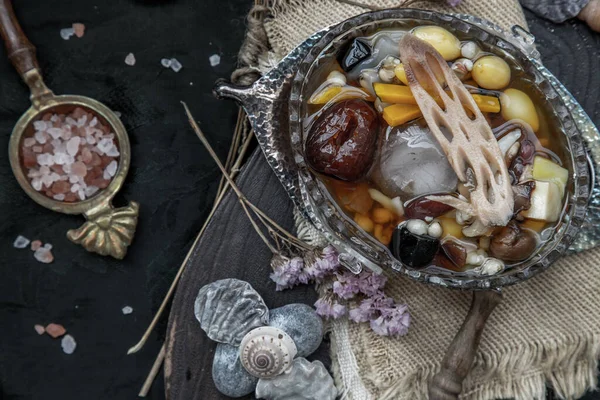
[
  {"left": 0, "top": 0, "right": 39, "bottom": 77},
  {"left": 428, "top": 290, "right": 503, "bottom": 400}
]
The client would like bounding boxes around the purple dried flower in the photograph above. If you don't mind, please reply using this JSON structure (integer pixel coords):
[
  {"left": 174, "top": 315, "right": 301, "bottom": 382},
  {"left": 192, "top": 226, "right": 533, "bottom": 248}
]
[
  {"left": 304, "top": 246, "right": 341, "bottom": 282},
  {"left": 332, "top": 271, "right": 361, "bottom": 299},
  {"left": 269, "top": 256, "right": 304, "bottom": 291},
  {"left": 369, "top": 303, "right": 410, "bottom": 337},
  {"left": 315, "top": 297, "right": 347, "bottom": 319},
  {"left": 357, "top": 271, "right": 387, "bottom": 297},
  {"left": 447, "top": 0, "right": 461, "bottom": 6},
  {"left": 348, "top": 298, "right": 377, "bottom": 323}
]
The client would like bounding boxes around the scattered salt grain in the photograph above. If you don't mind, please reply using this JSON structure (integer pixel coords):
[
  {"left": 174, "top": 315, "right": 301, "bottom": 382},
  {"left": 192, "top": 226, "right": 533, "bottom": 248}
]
[
  {"left": 13, "top": 235, "right": 30, "bottom": 249},
  {"left": 170, "top": 58, "right": 182, "bottom": 72},
  {"left": 209, "top": 54, "right": 221, "bottom": 67},
  {"left": 61, "top": 334, "right": 77, "bottom": 354},
  {"left": 30, "top": 240, "right": 42, "bottom": 251},
  {"left": 34, "top": 247, "right": 54, "bottom": 264},
  {"left": 45, "top": 323, "right": 66, "bottom": 338},
  {"left": 160, "top": 58, "right": 172, "bottom": 68},
  {"left": 66, "top": 136, "right": 81, "bottom": 156},
  {"left": 43, "top": 243, "right": 52, "bottom": 250},
  {"left": 106, "top": 160, "right": 117, "bottom": 177},
  {"left": 72, "top": 23, "right": 85, "bottom": 38},
  {"left": 114, "top": 111, "right": 122, "bottom": 118},
  {"left": 125, "top": 53, "right": 136, "bottom": 66},
  {"left": 60, "top": 28, "right": 75, "bottom": 40},
  {"left": 190, "top": 82, "right": 194, "bottom": 86},
  {"left": 122, "top": 306, "right": 133, "bottom": 315},
  {"left": 34, "top": 324, "right": 45, "bottom": 335}
]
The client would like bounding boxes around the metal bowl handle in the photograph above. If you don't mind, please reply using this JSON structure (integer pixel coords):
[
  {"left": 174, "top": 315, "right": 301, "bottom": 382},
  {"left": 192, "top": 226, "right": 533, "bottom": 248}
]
[{"left": 428, "top": 290, "right": 503, "bottom": 399}]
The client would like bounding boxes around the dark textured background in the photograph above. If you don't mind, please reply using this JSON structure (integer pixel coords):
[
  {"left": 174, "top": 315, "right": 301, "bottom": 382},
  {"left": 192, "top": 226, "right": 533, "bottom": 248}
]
[{"left": 0, "top": 1, "right": 599, "bottom": 399}]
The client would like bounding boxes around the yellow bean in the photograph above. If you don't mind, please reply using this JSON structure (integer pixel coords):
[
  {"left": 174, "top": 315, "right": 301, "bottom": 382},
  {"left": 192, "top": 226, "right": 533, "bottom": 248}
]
[
  {"left": 472, "top": 56, "right": 511, "bottom": 90},
  {"left": 413, "top": 26, "right": 461, "bottom": 61},
  {"left": 354, "top": 213, "right": 374, "bottom": 233},
  {"left": 500, "top": 88, "right": 540, "bottom": 132},
  {"left": 372, "top": 207, "right": 394, "bottom": 224}
]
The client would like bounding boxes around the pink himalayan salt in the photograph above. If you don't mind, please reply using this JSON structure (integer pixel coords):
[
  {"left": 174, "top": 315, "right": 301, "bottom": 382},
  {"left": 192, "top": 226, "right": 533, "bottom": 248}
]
[
  {"left": 30, "top": 240, "right": 42, "bottom": 251},
  {"left": 32, "top": 146, "right": 42, "bottom": 153},
  {"left": 45, "top": 323, "right": 66, "bottom": 338},
  {"left": 24, "top": 137, "right": 36, "bottom": 147},
  {"left": 34, "top": 247, "right": 54, "bottom": 264},
  {"left": 72, "top": 23, "right": 85, "bottom": 38},
  {"left": 34, "top": 324, "right": 45, "bottom": 335},
  {"left": 71, "top": 161, "right": 87, "bottom": 177}
]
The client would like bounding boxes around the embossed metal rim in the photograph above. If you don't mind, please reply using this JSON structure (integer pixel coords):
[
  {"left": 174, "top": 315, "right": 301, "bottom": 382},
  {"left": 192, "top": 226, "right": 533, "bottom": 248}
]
[{"left": 288, "top": 9, "right": 592, "bottom": 290}]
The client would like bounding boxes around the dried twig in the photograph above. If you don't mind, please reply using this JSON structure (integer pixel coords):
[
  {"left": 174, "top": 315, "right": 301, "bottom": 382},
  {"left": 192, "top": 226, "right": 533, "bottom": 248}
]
[{"left": 138, "top": 343, "right": 166, "bottom": 397}]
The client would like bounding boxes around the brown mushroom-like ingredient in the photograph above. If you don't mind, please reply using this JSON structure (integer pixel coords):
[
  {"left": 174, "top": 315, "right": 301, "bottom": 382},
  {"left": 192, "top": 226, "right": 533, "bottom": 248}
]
[
  {"left": 489, "top": 221, "right": 537, "bottom": 262},
  {"left": 404, "top": 195, "right": 455, "bottom": 219},
  {"left": 441, "top": 240, "right": 467, "bottom": 268},
  {"left": 512, "top": 181, "right": 536, "bottom": 215},
  {"left": 305, "top": 99, "right": 379, "bottom": 181}
]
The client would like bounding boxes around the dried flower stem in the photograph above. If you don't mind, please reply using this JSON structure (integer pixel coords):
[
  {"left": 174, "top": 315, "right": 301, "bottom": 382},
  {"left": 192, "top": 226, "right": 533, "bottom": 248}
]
[
  {"left": 138, "top": 343, "right": 166, "bottom": 397},
  {"left": 127, "top": 109, "right": 254, "bottom": 355},
  {"left": 215, "top": 108, "right": 246, "bottom": 203},
  {"left": 334, "top": 0, "right": 424, "bottom": 10}
]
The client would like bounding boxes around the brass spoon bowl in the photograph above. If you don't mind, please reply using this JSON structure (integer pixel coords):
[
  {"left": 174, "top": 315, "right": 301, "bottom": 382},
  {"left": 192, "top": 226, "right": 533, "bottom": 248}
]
[{"left": 1, "top": 0, "right": 138, "bottom": 259}]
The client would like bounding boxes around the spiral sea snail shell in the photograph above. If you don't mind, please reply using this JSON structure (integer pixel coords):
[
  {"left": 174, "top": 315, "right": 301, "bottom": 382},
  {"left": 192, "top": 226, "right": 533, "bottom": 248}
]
[{"left": 239, "top": 326, "right": 298, "bottom": 378}]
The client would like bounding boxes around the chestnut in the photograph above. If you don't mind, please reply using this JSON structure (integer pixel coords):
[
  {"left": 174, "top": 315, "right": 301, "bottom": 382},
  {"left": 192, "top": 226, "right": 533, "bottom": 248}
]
[
  {"left": 305, "top": 99, "right": 379, "bottom": 181},
  {"left": 390, "top": 226, "right": 440, "bottom": 269},
  {"left": 489, "top": 221, "right": 537, "bottom": 262},
  {"left": 404, "top": 195, "right": 455, "bottom": 220}
]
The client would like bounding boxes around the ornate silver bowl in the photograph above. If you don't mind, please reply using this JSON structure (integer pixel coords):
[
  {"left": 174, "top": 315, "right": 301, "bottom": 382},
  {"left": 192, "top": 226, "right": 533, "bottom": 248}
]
[{"left": 215, "top": 9, "right": 598, "bottom": 290}]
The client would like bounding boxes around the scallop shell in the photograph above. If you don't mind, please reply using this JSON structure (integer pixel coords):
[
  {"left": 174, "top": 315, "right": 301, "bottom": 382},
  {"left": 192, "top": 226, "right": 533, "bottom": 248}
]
[
  {"left": 194, "top": 279, "right": 269, "bottom": 345},
  {"left": 239, "top": 326, "right": 297, "bottom": 379},
  {"left": 255, "top": 358, "right": 337, "bottom": 400}
]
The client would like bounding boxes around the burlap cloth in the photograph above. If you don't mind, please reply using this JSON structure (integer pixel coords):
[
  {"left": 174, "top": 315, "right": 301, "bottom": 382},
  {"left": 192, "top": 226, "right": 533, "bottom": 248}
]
[{"left": 241, "top": 1, "right": 600, "bottom": 399}]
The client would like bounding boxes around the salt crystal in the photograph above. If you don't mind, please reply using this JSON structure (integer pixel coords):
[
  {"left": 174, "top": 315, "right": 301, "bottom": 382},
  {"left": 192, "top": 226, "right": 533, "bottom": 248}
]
[
  {"left": 45, "top": 323, "right": 65, "bottom": 337},
  {"left": 31, "top": 178, "right": 42, "bottom": 191},
  {"left": 47, "top": 127, "right": 63, "bottom": 140},
  {"left": 106, "top": 160, "right": 118, "bottom": 177},
  {"left": 96, "top": 138, "right": 113, "bottom": 154},
  {"left": 89, "top": 117, "right": 98, "bottom": 127},
  {"left": 114, "top": 111, "right": 122, "bottom": 118},
  {"left": 125, "top": 53, "right": 136, "bottom": 66},
  {"left": 44, "top": 243, "right": 53, "bottom": 250},
  {"left": 34, "top": 247, "right": 54, "bottom": 263},
  {"left": 69, "top": 175, "right": 79, "bottom": 184},
  {"left": 53, "top": 193, "right": 65, "bottom": 201},
  {"left": 77, "top": 115, "right": 87, "bottom": 127},
  {"left": 190, "top": 82, "right": 194, "bottom": 86},
  {"left": 209, "top": 54, "right": 221, "bottom": 67},
  {"left": 23, "top": 138, "right": 37, "bottom": 147},
  {"left": 81, "top": 147, "right": 92, "bottom": 163},
  {"left": 53, "top": 152, "right": 69, "bottom": 165},
  {"left": 78, "top": 189, "right": 85, "bottom": 201},
  {"left": 105, "top": 146, "right": 120, "bottom": 157},
  {"left": 41, "top": 174, "right": 54, "bottom": 188},
  {"left": 170, "top": 58, "right": 182, "bottom": 72},
  {"left": 84, "top": 186, "right": 99, "bottom": 197},
  {"left": 59, "top": 175, "right": 68, "bottom": 181},
  {"left": 62, "top": 163, "right": 72, "bottom": 174},
  {"left": 71, "top": 183, "right": 80, "bottom": 193},
  {"left": 13, "top": 235, "right": 30, "bottom": 249},
  {"left": 61, "top": 334, "right": 77, "bottom": 354},
  {"left": 49, "top": 172, "right": 61, "bottom": 182},
  {"left": 71, "top": 161, "right": 87, "bottom": 177},
  {"left": 34, "top": 130, "right": 47, "bottom": 144},
  {"left": 33, "top": 120, "right": 47, "bottom": 131},
  {"left": 72, "top": 23, "right": 85, "bottom": 38},
  {"left": 122, "top": 306, "right": 133, "bottom": 315},
  {"left": 51, "top": 114, "right": 59, "bottom": 122},
  {"left": 32, "top": 146, "right": 43, "bottom": 153},
  {"left": 60, "top": 28, "right": 75, "bottom": 40},
  {"left": 34, "top": 324, "right": 45, "bottom": 335},
  {"left": 85, "top": 134, "right": 96, "bottom": 145},
  {"left": 160, "top": 58, "right": 172, "bottom": 68},
  {"left": 39, "top": 166, "right": 50, "bottom": 175},
  {"left": 30, "top": 240, "right": 42, "bottom": 251},
  {"left": 66, "top": 136, "right": 81, "bottom": 156},
  {"left": 66, "top": 117, "right": 77, "bottom": 126},
  {"left": 28, "top": 169, "right": 40, "bottom": 178},
  {"left": 37, "top": 153, "right": 54, "bottom": 166}
]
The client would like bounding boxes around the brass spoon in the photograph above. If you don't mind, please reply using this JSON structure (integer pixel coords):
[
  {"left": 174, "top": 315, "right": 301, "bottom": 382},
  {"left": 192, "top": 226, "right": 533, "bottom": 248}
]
[{"left": 0, "top": 0, "right": 138, "bottom": 259}]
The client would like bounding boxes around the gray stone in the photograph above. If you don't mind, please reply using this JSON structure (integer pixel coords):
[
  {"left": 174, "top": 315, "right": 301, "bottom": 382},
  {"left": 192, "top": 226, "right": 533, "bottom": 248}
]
[
  {"left": 268, "top": 304, "right": 323, "bottom": 357},
  {"left": 212, "top": 343, "right": 257, "bottom": 398}
]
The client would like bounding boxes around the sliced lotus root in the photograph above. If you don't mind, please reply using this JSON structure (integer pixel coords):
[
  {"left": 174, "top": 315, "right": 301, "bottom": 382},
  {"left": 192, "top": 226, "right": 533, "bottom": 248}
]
[{"left": 399, "top": 34, "right": 514, "bottom": 228}]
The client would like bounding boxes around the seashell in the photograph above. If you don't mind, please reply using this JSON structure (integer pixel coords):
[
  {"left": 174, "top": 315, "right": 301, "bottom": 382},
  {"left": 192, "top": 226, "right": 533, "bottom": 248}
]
[
  {"left": 212, "top": 343, "right": 258, "bottom": 398},
  {"left": 67, "top": 201, "right": 139, "bottom": 259},
  {"left": 194, "top": 279, "right": 269, "bottom": 345},
  {"left": 255, "top": 358, "right": 337, "bottom": 400},
  {"left": 268, "top": 304, "right": 323, "bottom": 357},
  {"left": 239, "top": 326, "right": 297, "bottom": 378}
]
